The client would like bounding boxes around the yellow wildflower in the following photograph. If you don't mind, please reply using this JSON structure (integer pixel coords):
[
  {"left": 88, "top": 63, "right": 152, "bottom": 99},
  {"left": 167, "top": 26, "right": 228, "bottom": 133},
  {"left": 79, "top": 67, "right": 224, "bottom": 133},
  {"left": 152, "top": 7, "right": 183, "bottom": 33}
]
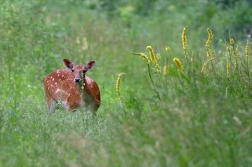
[
  {"left": 226, "top": 45, "right": 231, "bottom": 55},
  {"left": 146, "top": 46, "right": 155, "bottom": 62},
  {"left": 156, "top": 53, "right": 161, "bottom": 60},
  {"left": 235, "top": 46, "right": 239, "bottom": 69},
  {"left": 139, "top": 53, "right": 150, "bottom": 64},
  {"left": 146, "top": 46, "right": 161, "bottom": 73},
  {"left": 173, "top": 58, "right": 183, "bottom": 73},
  {"left": 227, "top": 60, "right": 230, "bottom": 76},
  {"left": 205, "top": 28, "right": 214, "bottom": 59},
  {"left": 206, "top": 28, "right": 214, "bottom": 44},
  {"left": 201, "top": 59, "right": 213, "bottom": 74},
  {"left": 229, "top": 37, "right": 235, "bottom": 45},
  {"left": 245, "top": 40, "right": 249, "bottom": 63},
  {"left": 163, "top": 65, "right": 168, "bottom": 75},
  {"left": 116, "top": 73, "right": 126, "bottom": 103},
  {"left": 166, "top": 47, "right": 170, "bottom": 51},
  {"left": 235, "top": 46, "right": 239, "bottom": 59},
  {"left": 182, "top": 26, "right": 188, "bottom": 60},
  {"left": 182, "top": 26, "right": 187, "bottom": 50}
]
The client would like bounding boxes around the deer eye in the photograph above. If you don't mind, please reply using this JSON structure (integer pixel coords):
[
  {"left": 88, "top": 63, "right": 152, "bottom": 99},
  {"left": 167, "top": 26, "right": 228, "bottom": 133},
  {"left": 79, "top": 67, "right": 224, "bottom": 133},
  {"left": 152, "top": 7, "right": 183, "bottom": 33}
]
[{"left": 71, "top": 69, "right": 74, "bottom": 72}]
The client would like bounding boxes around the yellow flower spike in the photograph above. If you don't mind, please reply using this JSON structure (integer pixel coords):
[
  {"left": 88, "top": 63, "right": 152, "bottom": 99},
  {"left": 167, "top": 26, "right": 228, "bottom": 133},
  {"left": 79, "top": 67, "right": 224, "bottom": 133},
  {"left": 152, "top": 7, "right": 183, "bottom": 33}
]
[
  {"left": 234, "top": 46, "right": 239, "bottom": 69},
  {"left": 204, "top": 29, "right": 217, "bottom": 75},
  {"left": 146, "top": 46, "right": 155, "bottom": 62},
  {"left": 245, "top": 40, "right": 250, "bottom": 63},
  {"left": 205, "top": 28, "right": 214, "bottom": 59},
  {"left": 182, "top": 27, "right": 188, "bottom": 61},
  {"left": 139, "top": 53, "right": 150, "bottom": 64},
  {"left": 163, "top": 65, "right": 168, "bottom": 75},
  {"left": 201, "top": 58, "right": 214, "bottom": 74},
  {"left": 206, "top": 29, "right": 214, "bottom": 47},
  {"left": 235, "top": 46, "right": 239, "bottom": 59},
  {"left": 173, "top": 58, "right": 183, "bottom": 73},
  {"left": 182, "top": 26, "right": 187, "bottom": 50},
  {"left": 146, "top": 46, "right": 161, "bottom": 73},
  {"left": 227, "top": 59, "right": 230, "bottom": 76},
  {"left": 207, "top": 28, "right": 214, "bottom": 42},
  {"left": 116, "top": 73, "right": 126, "bottom": 103},
  {"left": 226, "top": 45, "right": 231, "bottom": 55}
]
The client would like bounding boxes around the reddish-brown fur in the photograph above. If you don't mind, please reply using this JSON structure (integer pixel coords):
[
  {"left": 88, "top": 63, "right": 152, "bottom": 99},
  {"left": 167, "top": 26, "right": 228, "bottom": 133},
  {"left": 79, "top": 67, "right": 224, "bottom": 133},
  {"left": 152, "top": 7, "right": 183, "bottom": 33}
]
[{"left": 43, "top": 59, "right": 100, "bottom": 115}]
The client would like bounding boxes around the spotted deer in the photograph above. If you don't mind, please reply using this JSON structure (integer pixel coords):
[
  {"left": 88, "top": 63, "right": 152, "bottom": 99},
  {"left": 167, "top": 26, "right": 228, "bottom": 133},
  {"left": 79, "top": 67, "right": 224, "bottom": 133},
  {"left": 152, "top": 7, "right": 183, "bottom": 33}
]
[{"left": 43, "top": 59, "right": 101, "bottom": 115}]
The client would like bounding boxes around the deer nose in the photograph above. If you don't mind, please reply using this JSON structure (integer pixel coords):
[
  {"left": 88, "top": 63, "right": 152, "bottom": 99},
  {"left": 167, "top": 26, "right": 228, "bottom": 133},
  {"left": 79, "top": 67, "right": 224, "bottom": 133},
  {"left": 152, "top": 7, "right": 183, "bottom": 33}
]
[{"left": 74, "top": 78, "right": 81, "bottom": 82}]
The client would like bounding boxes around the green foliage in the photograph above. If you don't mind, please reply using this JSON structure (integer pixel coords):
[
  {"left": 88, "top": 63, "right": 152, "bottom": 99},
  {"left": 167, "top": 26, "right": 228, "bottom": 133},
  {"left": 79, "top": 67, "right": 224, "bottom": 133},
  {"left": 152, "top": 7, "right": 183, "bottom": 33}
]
[{"left": 0, "top": 0, "right": 252, "bottom": 166}]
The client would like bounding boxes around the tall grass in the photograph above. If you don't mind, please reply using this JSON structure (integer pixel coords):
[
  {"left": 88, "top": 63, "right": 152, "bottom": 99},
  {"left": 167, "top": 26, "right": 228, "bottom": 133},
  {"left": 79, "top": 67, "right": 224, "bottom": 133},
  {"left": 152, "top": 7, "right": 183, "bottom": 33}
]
[{"left": 0, "top": 0, "right": 251, "bottom": 167}]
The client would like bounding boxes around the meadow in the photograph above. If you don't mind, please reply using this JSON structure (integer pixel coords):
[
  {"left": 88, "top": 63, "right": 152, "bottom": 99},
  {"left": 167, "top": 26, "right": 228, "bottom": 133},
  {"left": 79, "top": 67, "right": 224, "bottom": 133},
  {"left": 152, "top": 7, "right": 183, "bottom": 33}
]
[{"left": 0, "top": 0, "right": 252, "bottom": 166}]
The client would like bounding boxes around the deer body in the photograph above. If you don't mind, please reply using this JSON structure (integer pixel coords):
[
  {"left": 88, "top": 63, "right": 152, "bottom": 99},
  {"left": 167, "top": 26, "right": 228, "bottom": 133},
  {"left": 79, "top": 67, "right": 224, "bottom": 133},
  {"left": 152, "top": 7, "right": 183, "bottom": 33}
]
[{"left": 43, "top": 59, "right": 100, "bottom": 115}]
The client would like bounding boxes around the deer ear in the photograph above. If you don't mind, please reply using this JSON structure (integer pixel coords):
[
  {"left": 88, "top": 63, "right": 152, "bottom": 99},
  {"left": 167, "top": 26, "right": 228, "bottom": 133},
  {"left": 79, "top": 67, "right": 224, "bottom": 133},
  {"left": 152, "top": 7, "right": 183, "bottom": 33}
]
[
  {"left": 85, "top": 60, "right": 96, "bottom": 71},
  {"left": 63, "top": 59, "right": 74, "bottom": 69}
]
